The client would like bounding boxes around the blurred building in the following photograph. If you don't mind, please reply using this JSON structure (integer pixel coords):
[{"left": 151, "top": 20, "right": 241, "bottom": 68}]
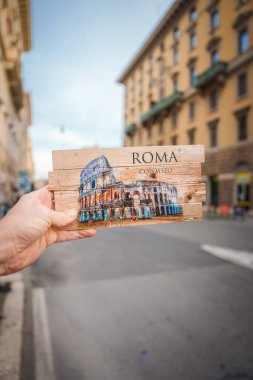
[
  {"left": 0, "top": 0, "right": 33, "bottom": 209},
  {"left": 33, "top": 179, "right": 48, "bottom": 190},
  {"left": 118, "top": 0, "right": 253, "bottom": 211}
]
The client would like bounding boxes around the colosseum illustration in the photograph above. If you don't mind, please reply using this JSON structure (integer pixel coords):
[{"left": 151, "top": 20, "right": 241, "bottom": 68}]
[{"left": 79, "top": 155, "right": 181, "bottom": 223}]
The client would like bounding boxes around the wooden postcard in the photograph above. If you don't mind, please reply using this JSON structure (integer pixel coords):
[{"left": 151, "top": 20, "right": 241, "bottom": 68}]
[{"left": 49, "top": 145, "right": 206, "bottom": 230}]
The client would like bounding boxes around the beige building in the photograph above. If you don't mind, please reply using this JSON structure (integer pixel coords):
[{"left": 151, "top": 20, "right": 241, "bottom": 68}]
[
  {"left": 118, "top": 0, "right": 253, "bottom": 211},
  {"left": 0, "top": 0, "right": 33, "bottom": 209}
]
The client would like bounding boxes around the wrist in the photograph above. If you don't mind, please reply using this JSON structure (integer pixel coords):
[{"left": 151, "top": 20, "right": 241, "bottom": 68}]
[{"left": 0, "top": 217, "right": 15, "bottom": 273}]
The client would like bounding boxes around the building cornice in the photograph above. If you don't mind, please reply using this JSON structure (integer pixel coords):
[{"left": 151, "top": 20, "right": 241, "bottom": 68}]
[
  {"left": 227, "top": 46, "right": 253, "bottom": 73},
  {"left": 18, "top": 0, "right": 31, "bottom": 52},
  {"left": 117, "top": 0, "right": 191, "bottom": 83}
]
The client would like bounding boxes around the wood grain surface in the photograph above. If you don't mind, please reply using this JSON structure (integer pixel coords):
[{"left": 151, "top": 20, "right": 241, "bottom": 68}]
[
  {"left": 53, "top": 202, "right": 203, "bottom": 231},
  {"left": 49, "top": 145, "right": 206, "bottom": 230},
  {"left": 53, "top": 183, "right": 206, "bottom": 211},
  {"left": 52, "top": 145, "right": 205, "bottom": 170},
  {"left": 49, "top": 164, "right": 202, "bottom": 191}
]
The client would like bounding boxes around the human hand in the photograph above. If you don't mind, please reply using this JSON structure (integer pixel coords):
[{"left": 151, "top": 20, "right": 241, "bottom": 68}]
[{"left": 0, "top": 186, "right": 96, "bottom": 276}]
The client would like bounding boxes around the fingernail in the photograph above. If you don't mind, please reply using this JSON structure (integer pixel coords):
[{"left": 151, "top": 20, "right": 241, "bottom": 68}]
[{"left": 65, "top": 209, "right": 77, "bottom": 218}]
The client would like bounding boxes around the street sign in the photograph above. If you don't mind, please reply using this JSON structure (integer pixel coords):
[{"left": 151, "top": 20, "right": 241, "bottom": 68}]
[{"left": 49, "top": 145, "right": 206, "bottom": 230}]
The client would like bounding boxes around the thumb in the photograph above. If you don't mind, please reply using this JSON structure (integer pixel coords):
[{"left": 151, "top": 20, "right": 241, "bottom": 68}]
[{"left": 50, "top": 209, "right": 77, "bottom": 228}]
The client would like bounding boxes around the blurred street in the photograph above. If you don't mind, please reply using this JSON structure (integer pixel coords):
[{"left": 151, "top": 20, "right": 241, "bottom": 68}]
[{"left": 30, "top": 219, "right": 253, "bottom": 380}]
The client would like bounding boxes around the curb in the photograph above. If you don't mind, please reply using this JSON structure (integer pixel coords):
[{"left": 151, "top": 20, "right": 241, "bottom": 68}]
[
  {"left": 33, "top": 287, "right": 55, "bottom": 380},
  {"left": 0, "top": 273, "right": 25, "bottom": 380}
]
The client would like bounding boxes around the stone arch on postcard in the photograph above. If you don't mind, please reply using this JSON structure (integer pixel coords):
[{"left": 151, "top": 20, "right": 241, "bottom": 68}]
[{"left": 79, "top": 155, "right": 181, "bottom": 223}]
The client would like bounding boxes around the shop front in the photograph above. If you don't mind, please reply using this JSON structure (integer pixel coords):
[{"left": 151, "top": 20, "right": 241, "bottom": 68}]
[{"left": 235, "top": 172, "right": 251, "bottom": 210}]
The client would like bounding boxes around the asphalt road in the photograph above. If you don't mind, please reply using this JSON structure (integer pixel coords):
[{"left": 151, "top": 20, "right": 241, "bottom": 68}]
[{"left": 31, "top": 219, "right": 253, "bottom": 380}]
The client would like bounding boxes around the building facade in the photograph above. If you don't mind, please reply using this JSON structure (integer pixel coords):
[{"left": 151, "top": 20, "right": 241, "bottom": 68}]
[
  {"left": 79, "top": 155, "right": 181, "bottom": 224},
  {"left": 118, "top": 0, "right": 253, "bottom": 211},
  {"left": 0, "top": 0, "right": 33, "bottom": 211}
]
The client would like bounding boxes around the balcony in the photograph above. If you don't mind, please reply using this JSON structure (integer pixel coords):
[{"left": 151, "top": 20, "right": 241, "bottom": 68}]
[
  {"left": 140, "top": 91, "right": 184, "bottom": 124},
  {"left": 194, "top": 61, "right": 227, "bottom": 89},
  {"left": 125, "top": 123, "right": 137, "bottom": 136}
]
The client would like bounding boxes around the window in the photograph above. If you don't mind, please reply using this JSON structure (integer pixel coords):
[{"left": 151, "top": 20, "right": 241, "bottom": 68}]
[
  {"left": 139, "top": 128, "right": 142, "bottom": 144},
  {"left": 237, "top": 72, "right": 247, "bottom": 98},
  {"left": 173, "top": 76, "right": 178, "bottom": 92},
  {"left": 211, "top": 10, "right": 219, "bottom": 30},
  {"left": 209, "top": 121, "right": 218, "bottom": 147},
  {"left": 237, "top": 0, "right": 247, "bottom": 6},
  {"left": 190, "top": 31, "right": 197, "bottom": 49},
  {"left": 148, "top": 74, "right": 153, "bottom": 87},
  {"left": 173, "top": 26, "right": 180, "bottom": 40},
  {"left": 171, "top": 135, "right": 177, "bottom": 145},
  {"left": 238, "top": 27, "right": 249, "bottom": 53},
  {"left": 159, "top": 81, "right": 166, "bottom": 100},
  {"left": 139, "top": 102, "right": 143, "bottom": 113},
  {"left": 6, "top": 17, "right": 12, "bottom": 34},
  {"left": 189, "top": 100, "right": 195, "bottom": 120},
  {"left": 188, "top": 129, "right": 195, "bottom": 144},
  {"left": 125, "top": 89, "right": 128, "bottom": 105},
  {"left": 159, "top": 57, "right": 165, "bottom": 73},
  {"left": 160, "top": 42, "right": 164, "bottom": 53},
  {"left": 131, "top": 77, "right": 135, "bottom": 102},
  {"left": 237, "top": 112, "right": 248, "bottom": 141},
  {"left": 189, "top": 7, "right": 198, "bottom": 22},
  {"left": 139, "top": 81, "right": 143, "bottom": 95},
  {"left": 236, "top": 183, "right": 250, "bottom": 208},
  {"left": 149, "top": 55, "right": 154, "bottom": 66},
  {"left": 211, "top": 50, "right": 219, "bottom": 64},
  {"left": 13, "top": 8, "right": 18, "bottom": 20},
  {"left": 172, "top": 111, "right": 177, "bottom": 129},
  {"left": 209, "top": 89, "right": 218, "bottom": 110},
  {"left": 148, "top": 125, "right": 152, "bottom": 139},
  {"left": 235, "top": 162, "right": 251, "bottom": 209},
  {"left": 189, "top": 66, "right": 196, "bottom": 86},
  {"left": 149, "top": 96, "right": 155, "bottom": 108},
  {"left": 173, "top": 48, "right": 179, "bottom": 64},
  {"left": 159, "top": 120, "right": 164, "bottom": 135},
  {"left": 139, "top": 70, "right": 143, "bottom": 95},
  {"left": 210, "top": 175, "right": 219, "bottom": 206}
]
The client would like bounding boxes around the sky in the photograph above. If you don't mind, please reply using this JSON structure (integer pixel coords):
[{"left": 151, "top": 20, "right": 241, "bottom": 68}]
[{"left": 22, "top": 0, "right": 174, "bottom": 179}]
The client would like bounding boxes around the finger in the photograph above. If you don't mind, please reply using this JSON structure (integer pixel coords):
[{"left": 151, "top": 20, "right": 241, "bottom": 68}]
[
  {"left": 50, "top": 191, "right": 55, "bottom": 210},
  {"left": 55, "top": 229, "right": 97, "bottom": 243},
  {"left": 50, "top": 209, "right": 78, "bottom": 228},
  {"left": 23, "top": 186, "right": 53, "bottom": 208},
  {"left": 37, "top": 186, "right": 55, "bottom": 208},
  {"left": 31, "top": 185, "right": 50, "bottom": 201}
]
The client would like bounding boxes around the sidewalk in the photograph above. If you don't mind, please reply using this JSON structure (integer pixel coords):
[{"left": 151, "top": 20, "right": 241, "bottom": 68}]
[
  {"left": 0, "top": 272, "right": 25, "bottom": 380},
  {"left": 204, "top": 215, "right": 253, "bottom": 227}
]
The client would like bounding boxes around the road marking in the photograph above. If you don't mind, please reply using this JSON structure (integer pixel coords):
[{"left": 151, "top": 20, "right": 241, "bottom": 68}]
[
  {"left": 33, "top": 287, "right": 55, "bottom": 380},
  {"left": 201, "top": 244, "right": 253, "bottom": 270}
]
